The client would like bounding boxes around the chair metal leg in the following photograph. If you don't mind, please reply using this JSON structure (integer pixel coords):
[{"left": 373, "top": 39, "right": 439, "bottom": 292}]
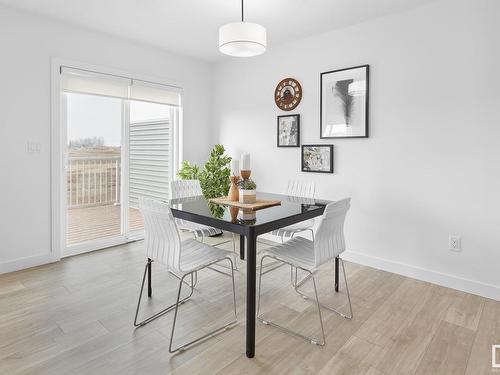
[
  {"left": 147, "top": 258, "right": 152, "bottom": 297},
  {"left": 169, "top": 257, "right": 238, "bottom": 353},
  {"left": 334, "top": 256, "right": 339, "bottom": 292},
  {"left": 169, "top": 270, "right": 198, "bottom": 288},
  {"left": 257, "top": 255, "right": 326, "bottom": 346},
  {"left": 293, "top": 257, "right": 353, "bottom": 320},
  {"left": 231, "top": 233, "right": 238, "bottom": 271},
  {"left": 204, "top": 234, "right": 239, "bottom": 274},
  {"left": 134, "top": 261, "right": 194, "bottom": 327}
]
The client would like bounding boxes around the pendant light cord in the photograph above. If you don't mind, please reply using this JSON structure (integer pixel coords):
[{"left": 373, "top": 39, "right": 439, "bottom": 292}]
[{"left": 241, "top": 0, "right": 244, "bottom": 22}]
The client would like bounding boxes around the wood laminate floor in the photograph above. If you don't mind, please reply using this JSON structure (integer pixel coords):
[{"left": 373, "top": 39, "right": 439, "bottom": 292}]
[
  {"left": 0, "top": 234, "right": 498, "bottom": 375},
  {"left": 67, "top": 206, "right": 143, "bottom": 245}
]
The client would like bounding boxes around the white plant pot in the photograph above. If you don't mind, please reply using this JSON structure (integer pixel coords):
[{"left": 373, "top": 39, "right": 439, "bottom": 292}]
[{"left": 239, "top": 189, "right": 256, "bottom": 204}]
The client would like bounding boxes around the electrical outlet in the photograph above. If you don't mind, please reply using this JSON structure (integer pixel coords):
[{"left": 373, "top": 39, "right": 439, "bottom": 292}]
[{"left": 449, "top": 235, "right": 461, "bottom": 252}]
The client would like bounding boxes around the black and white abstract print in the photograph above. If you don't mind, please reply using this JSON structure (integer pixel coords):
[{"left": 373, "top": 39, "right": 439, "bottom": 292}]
[{"left": 277, "top": 114, "right": 300, "bottom": 147}]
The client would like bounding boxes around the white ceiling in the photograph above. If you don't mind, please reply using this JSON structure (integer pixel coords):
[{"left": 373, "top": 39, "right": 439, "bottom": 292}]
[{"left": 0, "top": 0, "right": 438, "bottom": 61}]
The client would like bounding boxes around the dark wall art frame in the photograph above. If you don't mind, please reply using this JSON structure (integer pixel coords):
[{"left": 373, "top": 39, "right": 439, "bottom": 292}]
[
  {"left": 301, "top": 144, "right": 334, "bottom": 174},
  {"left": 320, "top": 64, "right": 369, "bottom": 139},
  {"left": 277, "top": 114, "right": 300, "bottom": 148}
]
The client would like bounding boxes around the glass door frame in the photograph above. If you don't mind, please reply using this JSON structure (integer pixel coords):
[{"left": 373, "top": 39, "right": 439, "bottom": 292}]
[{"left": 51, "top": 58, "right": 182, "bottom": 259}]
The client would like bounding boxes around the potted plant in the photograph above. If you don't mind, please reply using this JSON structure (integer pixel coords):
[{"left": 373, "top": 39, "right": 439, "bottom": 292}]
[
  {"left": 237, "top": 179, "right": 257, "bottom": 204},
  {"left": 177, "top": 144, "right": 231, "bottom": 199}
]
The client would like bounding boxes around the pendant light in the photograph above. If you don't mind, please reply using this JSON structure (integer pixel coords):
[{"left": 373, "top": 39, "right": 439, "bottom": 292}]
[{"left": 219, "top": 0, "right": 267, "bottom": 57}]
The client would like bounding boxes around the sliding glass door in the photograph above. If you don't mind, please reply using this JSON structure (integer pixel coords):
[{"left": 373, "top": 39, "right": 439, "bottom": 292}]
[
  {"left": 65, "top": 93, "right": 124, "bottom": 248},
  {"left": 60, "top": 67, "right": 180, "bottom": 256}
]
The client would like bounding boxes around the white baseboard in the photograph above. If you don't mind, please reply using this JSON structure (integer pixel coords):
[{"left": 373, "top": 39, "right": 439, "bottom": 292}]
[
  {"left": 342, "top": 250, "right": 500, "bottom": 302},
  {"left": 0, "top": 253, "right": 59, "bottom": 275}
]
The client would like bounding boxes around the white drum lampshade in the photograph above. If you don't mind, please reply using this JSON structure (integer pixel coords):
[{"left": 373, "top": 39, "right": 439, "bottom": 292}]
[{"left": 219, "top": 22, "right": 267, "bottom": 57}]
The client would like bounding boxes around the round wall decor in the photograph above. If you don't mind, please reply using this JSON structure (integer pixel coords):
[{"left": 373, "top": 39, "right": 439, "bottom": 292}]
[{"left": 274, "top": 78, "right": 302, "bottom": 111}]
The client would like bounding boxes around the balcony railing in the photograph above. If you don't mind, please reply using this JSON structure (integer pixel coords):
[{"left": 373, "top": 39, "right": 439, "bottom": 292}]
[{"left": 67, "top": 156, "right": 121, "bottom": 208}]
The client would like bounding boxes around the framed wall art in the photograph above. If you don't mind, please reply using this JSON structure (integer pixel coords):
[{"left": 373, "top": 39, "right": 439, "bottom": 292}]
[
  {"left": 277, "top": 114, "right": 300, "bottom": 147},
  {"left": 320, "top": 64, "right": 369, "bottom": 138},
  {"left": 301, "top": 144, "right": 333, "bottom": 173}
]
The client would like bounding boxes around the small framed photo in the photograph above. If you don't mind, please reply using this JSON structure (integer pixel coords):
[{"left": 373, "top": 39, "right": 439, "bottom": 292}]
[
  {"left": 320, "top": 64, "right": 369, "bottom": 138},
  {"left": 301, "top": 145, "right": 333, "bottom": 173},
  {"left": 277, "top": 114, "right": 300, "bottom": 147}
]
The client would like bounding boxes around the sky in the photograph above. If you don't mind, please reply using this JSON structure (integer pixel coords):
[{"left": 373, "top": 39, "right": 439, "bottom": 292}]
[{"left": 66, "top": 93, "right": 170, "bottom": 147}]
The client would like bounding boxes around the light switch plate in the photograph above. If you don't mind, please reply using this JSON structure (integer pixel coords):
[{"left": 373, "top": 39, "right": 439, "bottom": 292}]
[{"left": 27, "top": 142, "right": 41, "bottom": 153}]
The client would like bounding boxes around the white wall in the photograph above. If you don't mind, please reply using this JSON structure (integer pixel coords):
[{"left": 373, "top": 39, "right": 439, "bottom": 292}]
[
  {"left": 213, "top": 0, "right": 500, "bottom": 299},
  {"left": 0, "top": 6, "right": 214, "bottom": 272}
]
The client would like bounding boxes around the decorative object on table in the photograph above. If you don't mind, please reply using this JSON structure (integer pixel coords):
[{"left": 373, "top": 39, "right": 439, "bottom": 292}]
[
  {"left": 275, "top": 78, "right": 302, "bottom": 111},
  {"left": 237, "top": 178, "right": 257, "bottom": 204},
  {"left": 302, "top": 145, "right": 334, "bottom": 173},
  {"left": 228, "top": 159, "right": 240, "bottom": 201},
  {"left": 240, "top": 153, "right": 251, "bottom": 180},
  {"left": 277, "top": 114, "right": 300, "bottom": 147},
  {"left": 320, "top": 65, "right": 369, "bottom": 138},
  {"left": 209, "top": 197, "right": 280, "bottom": 211},
  {"left": 218, "top": 0, "right": 266, "bottom": 57},
  {"left": 177, "top": 144, "right": 231, "bottom": 199}
]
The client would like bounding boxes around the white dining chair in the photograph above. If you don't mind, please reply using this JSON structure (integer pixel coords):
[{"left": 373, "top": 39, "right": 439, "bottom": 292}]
[
  {"left": 271, "top": 180, "right": 316, "bottom": 242},
  {"left": 257, "top": 198, "right": 353, "bottom": 346},
  {"left": 134, "top": 198, "right": 237, "bottom": 353},
  {"left": 170, "top": 179, "right": 238, "bottom": 270}
]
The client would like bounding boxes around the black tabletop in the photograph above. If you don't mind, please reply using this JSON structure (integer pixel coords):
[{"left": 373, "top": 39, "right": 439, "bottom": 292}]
[{"left": 170, "top": 192, "right": 330, "bottom": 235}]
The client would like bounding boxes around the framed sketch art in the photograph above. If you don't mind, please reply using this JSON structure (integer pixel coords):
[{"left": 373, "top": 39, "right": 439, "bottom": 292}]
[
  {"left": 320, "top": 64, "right": 369, "bottom": 138},
  {"left": 301, "top": 145, "right": 333, "bottom": 173},
  {"left": 277, "top": 114, "right": 300, "bottom": 147}
]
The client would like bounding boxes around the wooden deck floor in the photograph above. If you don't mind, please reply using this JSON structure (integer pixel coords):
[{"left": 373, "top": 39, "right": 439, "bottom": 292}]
[
  {"left": 67, "top": 205, "right": 143, "bottom": 245},
  {"left": 0, "top": 234, "right": 498, "bottom": 374}
]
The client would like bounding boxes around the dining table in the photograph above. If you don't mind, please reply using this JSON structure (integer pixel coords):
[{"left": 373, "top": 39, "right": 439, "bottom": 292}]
[{"left": 168, "top": 192, "right": 331, "bottom": 358}]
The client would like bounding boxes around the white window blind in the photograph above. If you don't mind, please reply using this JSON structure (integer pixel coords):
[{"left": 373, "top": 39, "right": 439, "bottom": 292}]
[
  {"left": 60, "top": 67, "right": 181, "bottom": 106},
  {"left": 129, "top": 119, "right": 171, "bottom": 207}
]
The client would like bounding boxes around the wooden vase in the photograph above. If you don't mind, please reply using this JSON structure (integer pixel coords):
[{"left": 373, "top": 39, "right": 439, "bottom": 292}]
[{"left": 228, "top": 176, "right": 240, "bottom": 201}]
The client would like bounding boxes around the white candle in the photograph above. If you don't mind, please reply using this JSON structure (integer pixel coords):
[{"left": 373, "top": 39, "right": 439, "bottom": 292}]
[
  {"left": 231, "top": 159, "right": 239, "bottom": 176},
  {"left": 241, "top": 153, "right": 251, "bottom": 170}
]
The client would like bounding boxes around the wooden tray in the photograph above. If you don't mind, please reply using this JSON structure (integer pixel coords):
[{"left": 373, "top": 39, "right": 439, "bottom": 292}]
[{"left": 209, "top": 197, "right": 281, "bottom": 211}]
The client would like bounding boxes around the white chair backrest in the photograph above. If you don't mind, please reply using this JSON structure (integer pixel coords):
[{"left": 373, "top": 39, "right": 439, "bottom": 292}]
[
  {"left": 171, "top": 179, "right": 203, "bottom": 199},
  {"left": 139, "top": 198, "right": 182, "bottom": 271},
  {"left": 314, "top": 198, "right": 351, "bottom": 267},
  {"left": 285, "top": 180, "right": 315, "bottom": 199}
]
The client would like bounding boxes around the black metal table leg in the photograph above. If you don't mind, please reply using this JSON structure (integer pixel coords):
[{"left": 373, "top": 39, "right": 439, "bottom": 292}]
[
  {"left": 240, "top": 235, "right": 245, "bottom": 260},
  {"left": 334, "top": 256, "right": 339, "bottom": 292},
  {"left": 147, "top": 258, "right": 152, "bottom": 297},
  {"left": 246, "top": 232, "right": 256, "bottom": 358}
]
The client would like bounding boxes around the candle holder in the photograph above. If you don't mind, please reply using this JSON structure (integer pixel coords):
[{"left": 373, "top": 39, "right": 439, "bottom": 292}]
[
  {"left": 228, "top": 175, "right": 240, "bottom": 201},
  {"left": 240, "top": 170, "right": 251, "bottom": 180}
]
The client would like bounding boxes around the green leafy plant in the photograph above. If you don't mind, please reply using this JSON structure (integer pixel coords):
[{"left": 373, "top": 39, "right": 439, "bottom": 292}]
[
  {"left": 177, "top": 144, "right": 231, "bottom": 199},
  {"left": 237, "top": 179, "right": 257, "bottom": 190},
  {"left": 177, "top": 161, "right": 200, "bottom": 180}
]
